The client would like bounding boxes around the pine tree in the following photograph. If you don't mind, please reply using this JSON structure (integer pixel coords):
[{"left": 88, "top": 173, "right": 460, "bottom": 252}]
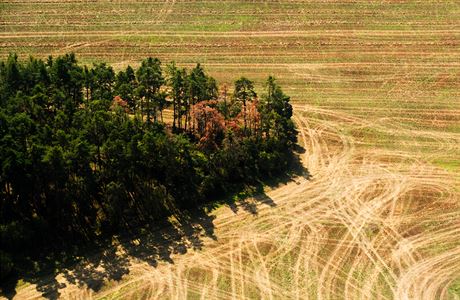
[
  {"left": 234, "top": 77, "right": 257, "bottom": 134},
  {"left": 136, "top": 57, "right": 164, "bottom": 124}
]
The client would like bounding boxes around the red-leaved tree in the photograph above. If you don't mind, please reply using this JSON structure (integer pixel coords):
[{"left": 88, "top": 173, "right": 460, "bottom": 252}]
[
  {"left": 192, "top": 100, "right": 226, "bottom": 150},
  {"left": 111, "top": 95, "right": 129, "bottom": 112},
  {"left": 236, "top": 98, "right": 260, "bottom": 137}
]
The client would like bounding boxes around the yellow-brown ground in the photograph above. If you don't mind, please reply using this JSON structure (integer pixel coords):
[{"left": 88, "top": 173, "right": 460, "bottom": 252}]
[{"left": 1, "top": 0, "right": 459, "bottom": 299}]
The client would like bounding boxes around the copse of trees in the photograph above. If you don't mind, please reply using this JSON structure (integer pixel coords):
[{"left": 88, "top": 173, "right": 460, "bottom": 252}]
[{"left": 0, "top": 53, "right": 297, "bottom": 281}]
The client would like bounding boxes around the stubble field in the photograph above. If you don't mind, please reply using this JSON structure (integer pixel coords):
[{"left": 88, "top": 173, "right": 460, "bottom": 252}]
[{"left": 1, "top": 0, "right": 459, "bottom": 299}]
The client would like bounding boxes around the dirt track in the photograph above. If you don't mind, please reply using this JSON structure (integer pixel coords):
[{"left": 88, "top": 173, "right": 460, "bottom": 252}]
[
  {"left": 2, "top": 0, "right": 459, "bottom": 298},
  {"left": 12, "top": 103, "right": 460, "bottom": 299}
]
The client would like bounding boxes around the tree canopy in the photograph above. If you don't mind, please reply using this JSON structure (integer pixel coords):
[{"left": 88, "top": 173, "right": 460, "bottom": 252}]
[{"left": 0, "top": 54, "right": 298, "bottom": 283}]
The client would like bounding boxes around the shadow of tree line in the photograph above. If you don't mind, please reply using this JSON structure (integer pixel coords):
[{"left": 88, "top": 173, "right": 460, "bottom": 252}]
[{"left": 1, "top": 152, "right": 310, "bottom": 300}]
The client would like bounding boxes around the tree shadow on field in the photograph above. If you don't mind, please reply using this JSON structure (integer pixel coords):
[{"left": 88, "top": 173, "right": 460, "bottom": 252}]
[
  {"left": 0, "top": 207, "right": 216, "bottom": 300},
  {"left": 223, "top": 185, "right": 277, "bottom": 216},
  {"left": 210, "top": 144, "right": 311, "bottom": 216},
  {"left": 55, "top": 208, "right": 217, "bottom": 295},
  {"left": 0, "top": 147, "right": 310, "bottom": 300}
]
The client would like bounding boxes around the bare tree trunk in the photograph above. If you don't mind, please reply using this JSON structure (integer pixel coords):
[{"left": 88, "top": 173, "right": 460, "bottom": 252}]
[
  {"left": 184, "top": 109, "right": 188, "bottom": 131},
  {"left": 191, "top": 99, "right": 195, "bottom": 132},
  {"left": 243, "top": 100, "right": 247, "bottom": 133},
  {"left": 173, "top": 99, "right": 177, "bottom": 130},
  {"left": 146, "top": 97, "right": 151, "bottom": 124}
]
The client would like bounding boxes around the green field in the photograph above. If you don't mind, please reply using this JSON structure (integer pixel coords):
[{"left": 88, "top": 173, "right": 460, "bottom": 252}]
[
  {"left": 2, "top": 1, "right": 458, "bottom": 167},
  {"left": 1, "top": 0, "right": 459, "bottom": 299}
]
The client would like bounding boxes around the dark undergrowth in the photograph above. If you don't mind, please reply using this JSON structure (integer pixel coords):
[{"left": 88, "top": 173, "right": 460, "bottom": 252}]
[
  {"left": 1, "top": 150, "right": 308, "bottom": 300},
  {"left": 0, "top": 53, "right": 301, "bottom": 298}
]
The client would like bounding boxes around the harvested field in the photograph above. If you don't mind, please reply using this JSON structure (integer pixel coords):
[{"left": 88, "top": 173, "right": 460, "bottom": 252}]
[{"left": 1, "top": 0, "right": 459, "bottom": 299}]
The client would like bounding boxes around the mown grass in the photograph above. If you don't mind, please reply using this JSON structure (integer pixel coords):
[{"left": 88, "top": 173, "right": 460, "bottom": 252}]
[
  {"left": 432, "top": 159, "right": 460, "bottom": 173},
  {"left": 449, "top": 278, "right": 460, "bottom": 298},
  {"left": 1, "top": 0, "right": 459, "bottom": 297}
]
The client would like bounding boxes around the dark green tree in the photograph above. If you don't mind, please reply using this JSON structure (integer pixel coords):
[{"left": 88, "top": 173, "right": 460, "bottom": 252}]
[
  {"left": 0, "top": 54, "right": 298, "bottom": 286},
  {"left": 186, "top": 63, "right": 217, "bottom": 131},
  {"left": 0, "top": 53, "right": 22, "bottom": 102},
  {"left": 136, "top": 57, "right": 164, "bottom": 124},
  {"left": 260, "top": 76, "right": 296, "bottom": 145},
  {"left": 234, "top": 77, "right": 257, "bottom": 133},
  {"left": 90, "top": 62, "right": 115, "bottom": 101},
  {"left": 167, "top": 63, "right": 188, "bottom": 130},
  {"left": 115, "top": 65, "right": 137, "bottom": 112},
  {"left": 49, "top": 53, "right": 83, "bottom": 108}
]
